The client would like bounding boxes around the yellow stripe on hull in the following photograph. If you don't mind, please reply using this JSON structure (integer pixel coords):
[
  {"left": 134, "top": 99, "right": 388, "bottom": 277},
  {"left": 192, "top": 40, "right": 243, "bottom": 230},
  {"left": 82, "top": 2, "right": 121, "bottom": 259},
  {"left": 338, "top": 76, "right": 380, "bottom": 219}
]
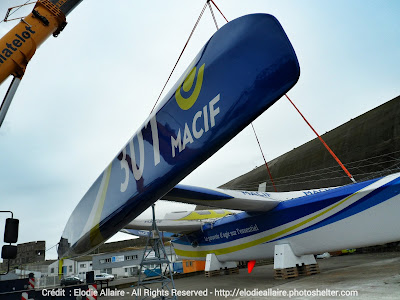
[{"left": 174, "top": 191, "right": 360, "bottom": 258}]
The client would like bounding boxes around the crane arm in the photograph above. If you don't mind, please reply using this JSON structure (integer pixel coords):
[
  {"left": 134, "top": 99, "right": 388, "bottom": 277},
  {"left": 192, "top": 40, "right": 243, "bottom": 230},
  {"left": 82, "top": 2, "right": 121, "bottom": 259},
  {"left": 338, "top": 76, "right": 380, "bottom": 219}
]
[
  {"left": 0, "top": 0, "right": 82, "bottom": 126},
  {"left": 49, "top": 0, "right": 83, "bottom": 16},
  {"left": 0, "top": 0, "right": 67, "bottom": 84}
]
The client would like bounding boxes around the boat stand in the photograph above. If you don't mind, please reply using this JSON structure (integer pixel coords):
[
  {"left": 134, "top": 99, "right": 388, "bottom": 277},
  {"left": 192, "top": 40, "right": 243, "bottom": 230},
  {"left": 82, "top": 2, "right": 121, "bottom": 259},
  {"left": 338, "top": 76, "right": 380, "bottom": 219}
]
[
  {"left": 135, "top": 205, "right": 176, "bottom": 300},
  {"left": 273, "top": 244, "right": 320, "bottom": 279}
]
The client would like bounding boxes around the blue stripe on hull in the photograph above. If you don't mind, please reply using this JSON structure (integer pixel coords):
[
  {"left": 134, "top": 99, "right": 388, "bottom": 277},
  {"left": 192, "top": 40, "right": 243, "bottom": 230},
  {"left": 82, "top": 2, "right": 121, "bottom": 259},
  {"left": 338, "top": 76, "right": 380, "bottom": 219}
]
[
  {"left": 271, "top": 176, "right": 400, "bottom": 242},
  {"left": 173, "top": 176, "right": 390, "bottom": 247}
]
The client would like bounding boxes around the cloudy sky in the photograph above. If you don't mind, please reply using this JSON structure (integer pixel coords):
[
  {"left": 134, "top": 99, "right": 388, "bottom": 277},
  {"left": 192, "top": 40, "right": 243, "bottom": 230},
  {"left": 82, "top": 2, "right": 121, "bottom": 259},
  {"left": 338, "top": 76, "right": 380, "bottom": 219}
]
[{"left": 0, "top": 0, "right": 399, "bottom": 260}]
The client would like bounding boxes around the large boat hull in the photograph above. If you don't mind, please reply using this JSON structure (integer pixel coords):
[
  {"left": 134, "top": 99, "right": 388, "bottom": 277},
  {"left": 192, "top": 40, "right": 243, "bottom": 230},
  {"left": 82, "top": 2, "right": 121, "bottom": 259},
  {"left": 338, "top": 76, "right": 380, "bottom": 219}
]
[
  {"left": 58, "top": 14, "right": 300, "bottom": 258},
  {"left": 172, "top": 173, "right": 400, "bottom": 261}
]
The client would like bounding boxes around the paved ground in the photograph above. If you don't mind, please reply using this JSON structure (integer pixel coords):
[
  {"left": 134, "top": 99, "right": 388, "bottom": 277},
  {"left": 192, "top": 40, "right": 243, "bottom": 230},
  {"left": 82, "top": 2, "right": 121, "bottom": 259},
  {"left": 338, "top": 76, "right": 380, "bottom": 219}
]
[{"left": 98, "top": 252, "right": 400, "bottom": 299}]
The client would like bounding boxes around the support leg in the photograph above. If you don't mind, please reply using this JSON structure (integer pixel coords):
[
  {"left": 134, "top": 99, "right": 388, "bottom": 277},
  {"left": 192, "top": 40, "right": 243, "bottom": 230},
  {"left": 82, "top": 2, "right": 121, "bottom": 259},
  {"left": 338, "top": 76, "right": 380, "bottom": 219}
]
[
  {"left": 204, "top": 253, "right": 238, "bottom": 277},
  {"left": 274, "top": 244, "right": 319, "bottom": 279},
  {"left": 205, "top": 253, "right": 237, "bottom": 271}
]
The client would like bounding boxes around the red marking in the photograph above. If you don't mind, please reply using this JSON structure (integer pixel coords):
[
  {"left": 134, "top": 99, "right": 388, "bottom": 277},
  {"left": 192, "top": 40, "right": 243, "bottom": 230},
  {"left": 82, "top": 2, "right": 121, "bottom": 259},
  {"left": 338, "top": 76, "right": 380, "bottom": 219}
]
[
  {"left": 210, "top": 0, "right": 229, "bottom": 23},
  {"left": 87, "top": 284, "right": 98, "bottom": 300},
  {"left": 28, "top": 278, "right": 35, "bottom": 289},
  {"left": 248, "top": 260, "right": 256, "bottom": 273}
]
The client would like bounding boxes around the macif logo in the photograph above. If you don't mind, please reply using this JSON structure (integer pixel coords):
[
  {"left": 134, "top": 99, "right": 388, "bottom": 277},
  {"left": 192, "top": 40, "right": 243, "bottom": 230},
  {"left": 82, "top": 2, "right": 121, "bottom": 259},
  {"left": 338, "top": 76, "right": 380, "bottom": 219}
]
[
  {"left": 171, "top": 60, "right": 220, "bottom": 158},
  {"left": 175, "top": 63, "right": 205, "bottom": 110}
]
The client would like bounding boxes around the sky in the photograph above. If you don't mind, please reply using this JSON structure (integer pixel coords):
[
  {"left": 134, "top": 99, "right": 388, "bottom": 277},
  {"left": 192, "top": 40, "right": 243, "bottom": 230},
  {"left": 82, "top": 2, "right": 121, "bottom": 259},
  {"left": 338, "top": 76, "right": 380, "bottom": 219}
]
[{"left": 0, "top": 0, "right": 399, "bottom": 261}]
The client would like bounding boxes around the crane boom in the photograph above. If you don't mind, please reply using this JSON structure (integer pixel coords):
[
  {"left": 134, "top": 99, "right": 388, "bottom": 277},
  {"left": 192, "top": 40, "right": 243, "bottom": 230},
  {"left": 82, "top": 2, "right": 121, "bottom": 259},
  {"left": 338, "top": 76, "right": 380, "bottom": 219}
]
[
  {"left": 48, "top": 0, "right": 83, "bottom": 16},
  {"left": 0, "top": 0, "right": 67, "bottom": 84},
  {"left": 0, "top": 0, "right": 83, "bottom": 126}
]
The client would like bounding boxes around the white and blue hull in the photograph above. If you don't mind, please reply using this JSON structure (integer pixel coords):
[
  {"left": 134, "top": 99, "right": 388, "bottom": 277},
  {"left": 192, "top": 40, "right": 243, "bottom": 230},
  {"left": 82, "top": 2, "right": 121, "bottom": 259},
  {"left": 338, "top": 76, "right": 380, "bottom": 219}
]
[{"left": 172, "top": 173, "right": 400, "bottom": 261}]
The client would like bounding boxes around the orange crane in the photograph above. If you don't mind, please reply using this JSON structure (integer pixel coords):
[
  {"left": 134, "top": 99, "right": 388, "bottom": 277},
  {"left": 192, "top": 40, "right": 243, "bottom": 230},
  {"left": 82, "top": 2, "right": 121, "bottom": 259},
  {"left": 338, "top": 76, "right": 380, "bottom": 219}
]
[{"left": 0, "top": 0, "right": 82, "bottom": 126}]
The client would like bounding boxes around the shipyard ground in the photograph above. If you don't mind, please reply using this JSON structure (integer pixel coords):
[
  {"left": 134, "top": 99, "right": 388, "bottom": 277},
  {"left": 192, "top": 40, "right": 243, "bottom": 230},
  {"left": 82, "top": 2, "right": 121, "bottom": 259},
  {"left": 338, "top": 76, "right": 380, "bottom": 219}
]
[{"left": 99, "top": 252, "right": 400, "bottom": 299}]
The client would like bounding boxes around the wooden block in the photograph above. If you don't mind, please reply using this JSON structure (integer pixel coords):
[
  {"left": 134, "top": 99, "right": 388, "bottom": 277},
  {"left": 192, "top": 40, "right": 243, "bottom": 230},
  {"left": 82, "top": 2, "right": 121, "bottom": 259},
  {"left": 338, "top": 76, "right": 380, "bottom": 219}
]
[
  {"left": 274, "top": 267, "right": 299, "bottom": 279},
  {"left": 329, "top": 251, "right": 342, "bottom": 257},
  {"left": 298, "top": 264, "right": 320, "bottom": 276},
  {"left": 205, "top": 270, "right": 221, "bottom": 277},
  {"left": 224, "top": 267, "right": 239, "bottom": 275}
]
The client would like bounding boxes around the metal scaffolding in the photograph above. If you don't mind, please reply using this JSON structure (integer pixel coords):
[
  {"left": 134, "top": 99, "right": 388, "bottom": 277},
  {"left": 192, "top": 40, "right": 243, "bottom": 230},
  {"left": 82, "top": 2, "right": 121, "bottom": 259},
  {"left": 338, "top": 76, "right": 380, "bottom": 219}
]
[{"left": 135, "top": 205, "right": 176, "bottom": 300}]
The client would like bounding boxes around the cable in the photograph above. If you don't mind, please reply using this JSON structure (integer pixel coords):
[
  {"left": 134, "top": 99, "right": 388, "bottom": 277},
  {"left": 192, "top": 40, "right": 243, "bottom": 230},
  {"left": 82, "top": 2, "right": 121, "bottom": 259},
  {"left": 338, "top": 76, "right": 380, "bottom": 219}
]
[
  {"left": 149, "top": 2, "right": 208, "bottom": 114},
  {"left": 227, "top": 165, "right": 400, "bottom": 191},
  {"left": 209, "top": 0, "right": 229, "bottom": 23},
  {"left": 45, "top": 242, "right": 59, "bottom": 252},
  {"left": 149, "top": 0, "right": 231, "bottom": 114},
  {"left": 208, "top": 1, "right": 219, "bottom": 30},
  {"left": 0, "top": 1, "right": 35, "bottom": 24},
  {"left": 285, "top": 94, "right": 357, "bottom": 184},
  {"left": 251, "top": 123, "right": 278, "bottom": 192},
  {"left": 222, "top": 150, "right": 400, "bottom": 190},
  {"left": 205, "top": 1, "right": 278, "bottom": 191}
]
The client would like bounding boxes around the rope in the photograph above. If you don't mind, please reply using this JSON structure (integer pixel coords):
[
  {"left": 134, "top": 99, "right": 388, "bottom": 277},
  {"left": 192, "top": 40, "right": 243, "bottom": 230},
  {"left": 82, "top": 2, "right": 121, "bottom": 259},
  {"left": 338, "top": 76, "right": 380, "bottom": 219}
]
[
  {"left": 209, "top": 0, "right": 229, "bottom": 23},
  {"left": 227, "top": 150, "right": 400, "bottom": 183},
  {"left": 251, "top": 123, "right": 278, "bottom": 192},
  {"left": 45, "top": 243, "right": 59, "bottom": 252},
  {"left": 205, "top": 1, "right": 356, "bottom": 188},
  {"left": 0, "top": 1, "right": 35, "bottom": 24},
  {"left": 285, "top": 94, "right": 357, "bottom": 184},
  {"left": 207, "top": 1, "right": 219, "bottom": 30},
  {"left": 206, "top": 2, "right": 280, "bottom": 193},
  {"left": 147, "top": 1, "right": 355, "bottom": 191},
  {"left": 223, "top": 152, "right": 400, "bottom": 191},
  {"left": 149, "top": 0, "right": 229, "bottom": 114},
  {"left": 150, "top": 2, "right": 208, "bottom": 114},
  {"left": 205, "top": 1, "right": 278, "bottom": 191},
  {"left": 228, "top": 168, "right": 398, "bottom": 191}
]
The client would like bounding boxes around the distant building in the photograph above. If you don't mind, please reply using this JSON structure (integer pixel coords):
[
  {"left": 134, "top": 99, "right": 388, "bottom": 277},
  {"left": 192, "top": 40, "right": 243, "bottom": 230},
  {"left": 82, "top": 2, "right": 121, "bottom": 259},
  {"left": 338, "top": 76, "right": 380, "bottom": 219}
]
[
  {"left": 8, "top": 241, "right": 45, "bottom": 267},
  {"left": 92, "top": 246, "right": 177, "bottom": 278},
  {"left": 1, "top": 239, "right": 176, "bottom": 281},
  {"left": 48, "top": 256, "right": 93, "bottom": 279},
  {"left": 21, "top": 259, "right": 56, "bottom": 275}
]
